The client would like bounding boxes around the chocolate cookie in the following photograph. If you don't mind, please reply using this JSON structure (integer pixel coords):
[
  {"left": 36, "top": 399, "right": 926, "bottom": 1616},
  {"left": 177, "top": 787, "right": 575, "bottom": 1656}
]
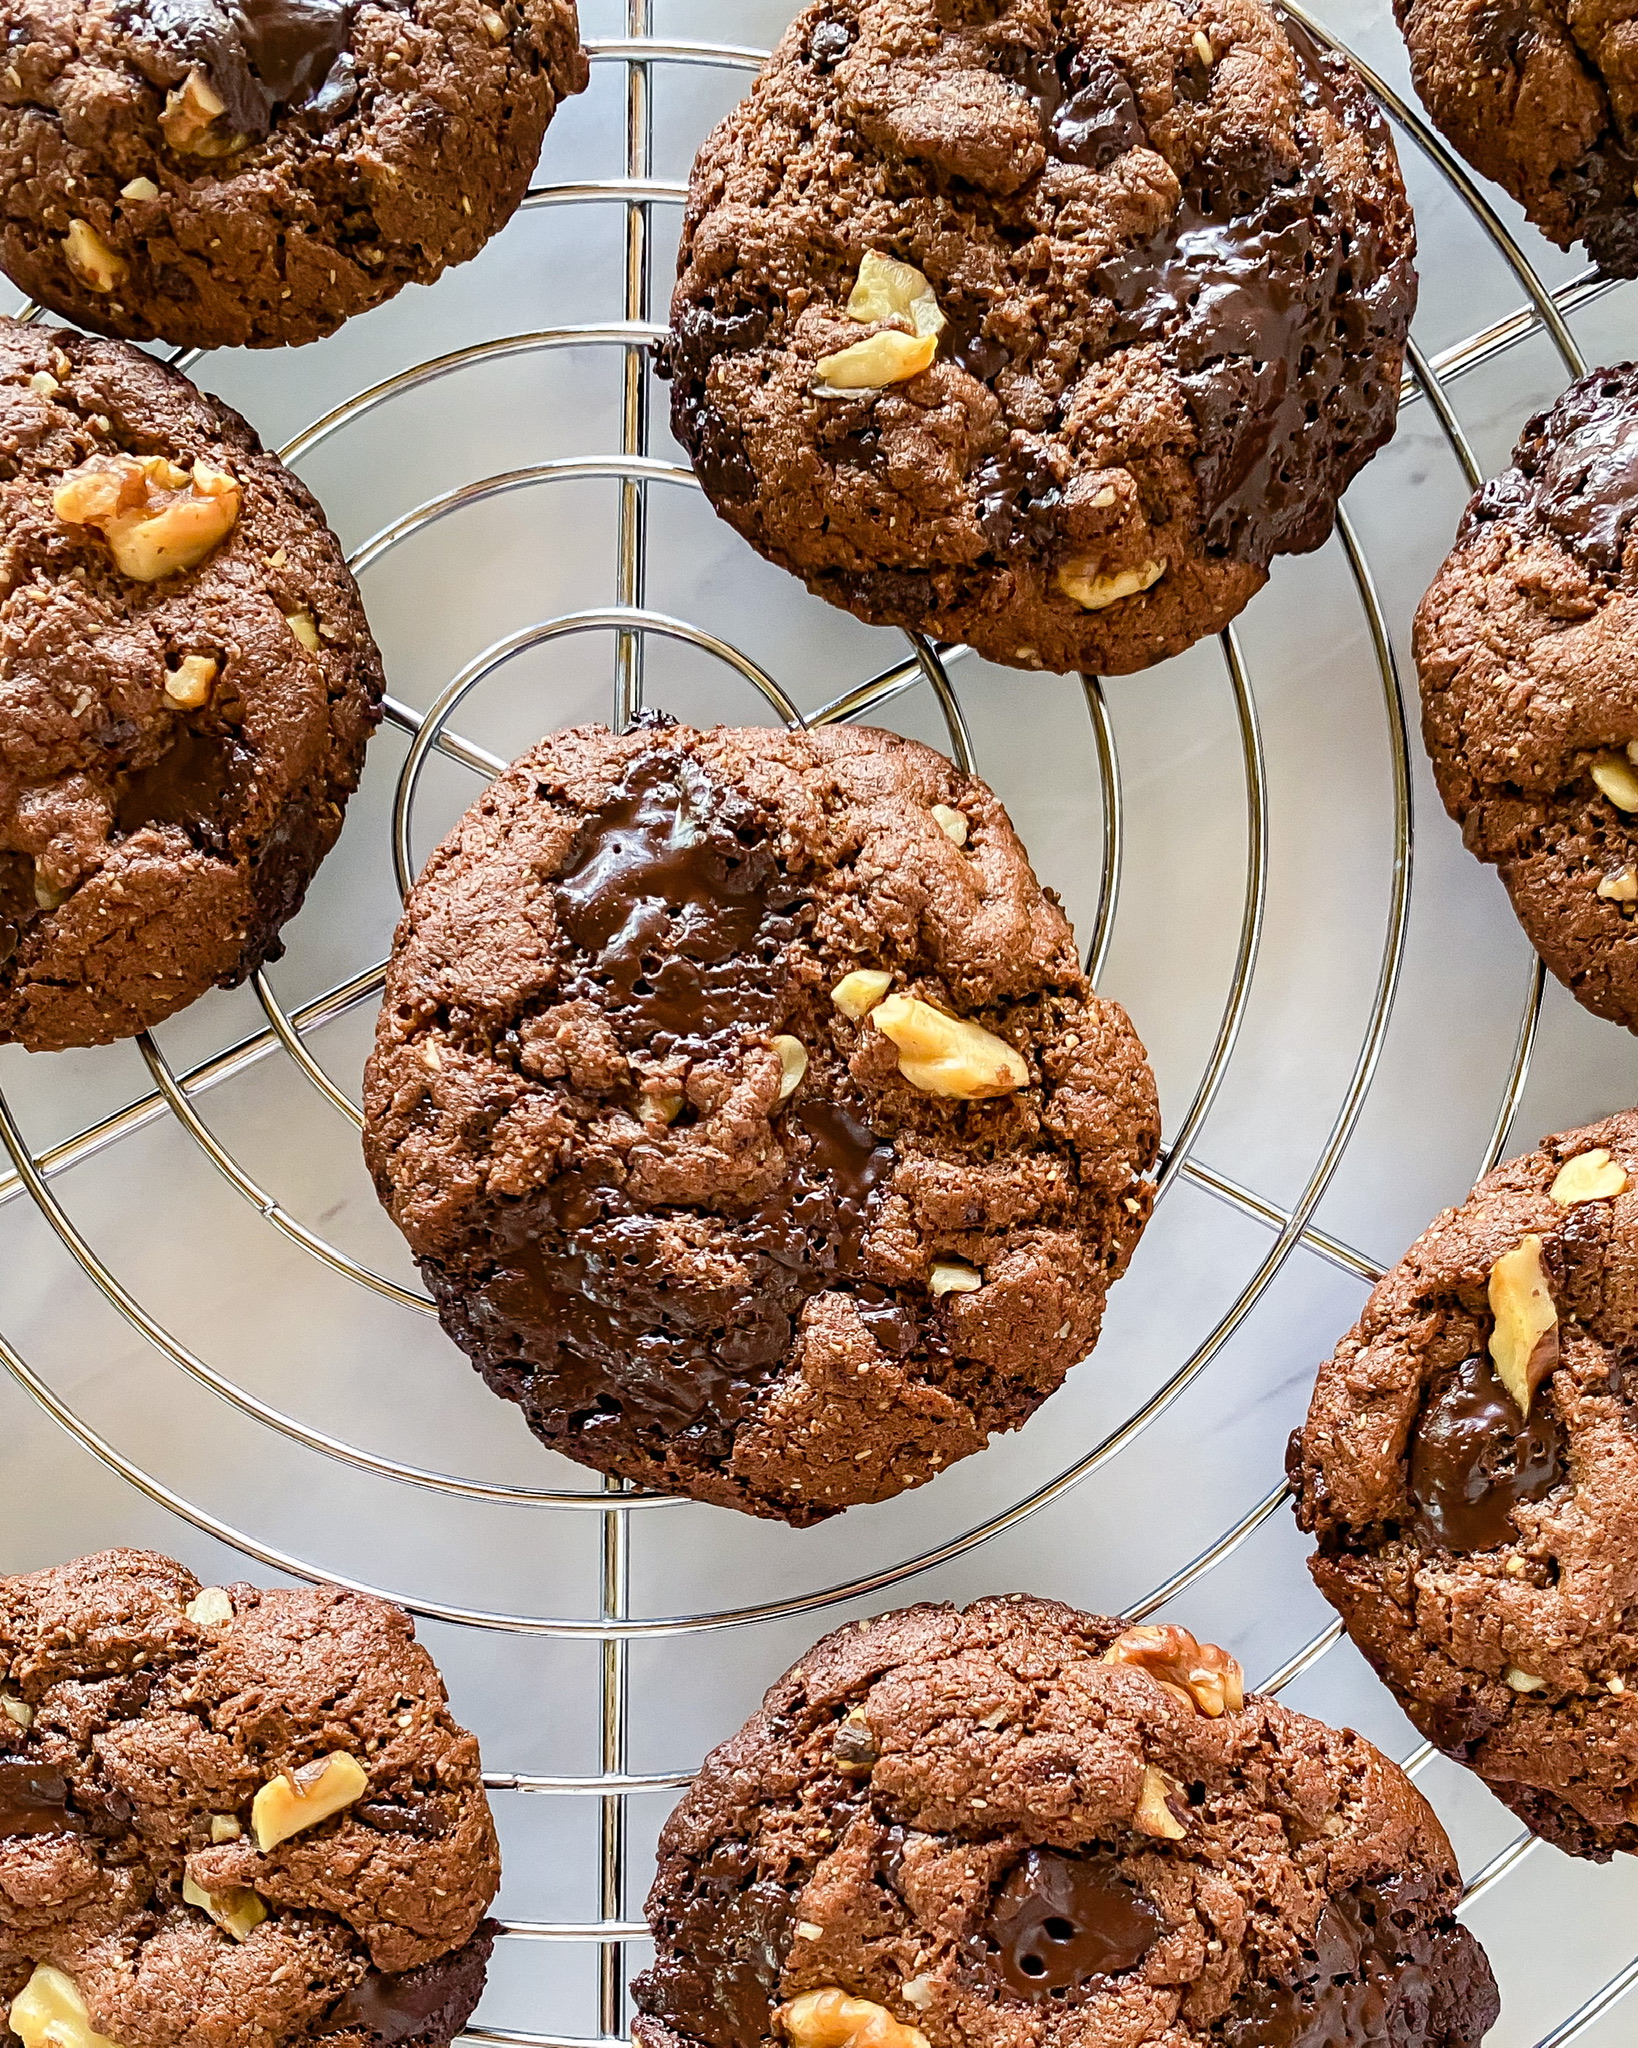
[
  {"left": 632, "top": 1596, "right": 1500, "bottom": 2048},
  {"left": 362, "top": 717, "right": 1159, "bottom": 1524},
  {"left": 0, "top": 0, "right": 588, "bottom": 349},
  {"left": 0, "top": 1548, "right": 501, "bottom": 2048},
  {"left": 663, "top": 0, "right": 1416, "bottom": 678},
  {"left": 1416, "top": 365, "right": 1638, "bottom": 1032},
  {"left": 1290, "top": 1108, "right": 1638, "bottom": 1860},
  {"left": 1397, "top": 0, "right": 1638, "bottom": 275},
  {"left": 0, "top": 317, "right": 383, "bottom": 1051}
]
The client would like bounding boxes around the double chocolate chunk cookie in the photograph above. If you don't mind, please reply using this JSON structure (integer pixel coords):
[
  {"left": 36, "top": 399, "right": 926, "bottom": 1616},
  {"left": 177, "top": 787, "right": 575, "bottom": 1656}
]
[
  {"left": 0, "top": 319, "right": 382, "bottom": 1051},
  {"left": 0, "top": 1548, "right": 500, "bottom": 2048},
  {"left": 633, "top": 1596, "right": 1499, "bottom": 2048},
  {"left": 665, "top": 0, "right": 1416, "bottom": 677},
  {"left": 1417, "top": 365, "right": 1638, "bottom": 1031},
  {"left": 363, "top": 717, "right": 1159, "bottom": 1523},
  {"left": 0, "top": 0, "right": 588, "bottom": 348},
  {"left": 1292, "top": 1109, "right": 1638, "bottom": 1860},
  {"left": 1397, "top": 0, "right": 1638, "bottom": 275}
]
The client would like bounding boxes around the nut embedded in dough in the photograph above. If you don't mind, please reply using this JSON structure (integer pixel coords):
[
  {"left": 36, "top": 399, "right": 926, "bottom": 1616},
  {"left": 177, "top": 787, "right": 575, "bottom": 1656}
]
[
  {"left": 182, "top": 1870, "right": 268, "bottom": 1940},
  {"left": 1550, "top": 1148, "right": 1629, "bottom": 1205},
  {"left": 1133, "top": 1764, "right": 1187, "bottom": 1839},
  {"left": 285, "top": 608, "right": 322, "bottom": 652},
  {"left": 160, "top": 69, "right": 232, "bottom": 155},
  {"left": 930, "top": 804, "right": 968, "bottom": 845},
  {"left": 844, "top": 250, "right": 945, "bottom": 341},
  {"left": 1487, "top": 1233, "right": 1558, "bottom": 1418},
  {"left": 1103, "top": 1623, "right": 1246, "bottom": 1716},
  {"left": 779, "top": 1988, "right": 929, "bottom": 2048},
  {"left": 1055, "top": 557, "right": 1167, "bottom": 612},
  {"left": 831, "top": 969, "right": 892, "bottom": 1020},
  {"left": 251, "top": 1749, "right": 369, "bottom": 1851},
  {"left": 815, "top": 328, "right": 938, "bottom": 392},
  {"left": 870, "top": 992, "right": 1029, "bottom": 1099},
  {"left": 53, "top": 453, "right": 241, "bottom": 582},
  {"left": 164, "top": 655, "right": 218, "bottom": 711},
  {"left": 1591, "top": 751, "right": 1638, "bottom": 811},
  {"left": 772, "top": 1034, "right": 808, "bottom": 1103},
  {"left": 927, "top": 1259, "right": 982, "bottom": 1297},
  {"left": 61, "top": 220, "right": 126, "bottom": 294},
  {"left": 8, "top": 1966, "right": 124, "bottom": 2048}
]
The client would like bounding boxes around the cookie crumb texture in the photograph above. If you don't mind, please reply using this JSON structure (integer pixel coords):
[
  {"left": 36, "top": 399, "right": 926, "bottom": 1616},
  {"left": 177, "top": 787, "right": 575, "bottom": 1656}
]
[
  {"left": 1292, "top": 1108, "right": 1638, "bottom": 1859},
  {"left": 1397, "top": 0, "right": 1638, "bottom": 274},
  {"left": 665, "top": 0, "right": 1416, "bottom": 678},
  {"left": 1417, "top": 364, "right": 1638, "bottom": 1032},
  {"left": 0, "top": 319, "right": 383, "bottom": 1051},
  {"left": 0, "top": 1548, "right": 500, "bottom": 2048},
  {"left": 362, "top": 719, "right": 1159, "bottom": 1523},
  {"left": 632, "top": 1597, "right": 1499, "bottom": 2048},
  {"left": 0, "top": 0, "right": 588, "bottom": 348}
]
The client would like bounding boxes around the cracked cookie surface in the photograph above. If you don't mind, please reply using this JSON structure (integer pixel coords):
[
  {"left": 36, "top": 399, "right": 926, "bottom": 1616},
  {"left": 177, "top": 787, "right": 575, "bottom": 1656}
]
[
  {"left": 362, "top": 717, "right": 1159, "bottom": 1524},
  {"left": 0, "top": 0, "right": 588, "bottom": 348},
  {"left": 632, "top": 1596, "right": 1499, "bottom": 2048},
  {"left": 664, "top": 0, "right": 1416, "bottom": 677},
  {"left": 1292, "top": 1108, "right": 1638, "bottom": 1860},
  {"left": 1416, "top": 364, "right": 1638, "bottom": 1032},
  {"left": 1397, "top": 0, "right": 1638, "bottom": 274},
  {"left": 0, "top": 316, "right": 382, "bottom": 1051},
  {"left": 0, "top": 1548, "right": 500, "bottom": 2048}
]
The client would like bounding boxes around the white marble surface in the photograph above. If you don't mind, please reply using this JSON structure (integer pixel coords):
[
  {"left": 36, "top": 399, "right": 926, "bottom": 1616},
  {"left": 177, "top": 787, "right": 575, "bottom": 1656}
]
[{"left": 3, "top": 3, "right": 1638, "bottom": 2041}]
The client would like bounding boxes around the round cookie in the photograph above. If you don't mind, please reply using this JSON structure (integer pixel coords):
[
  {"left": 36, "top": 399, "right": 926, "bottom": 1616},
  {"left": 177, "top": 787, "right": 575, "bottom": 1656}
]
[
  {"left": 632, "top": 1596, "right": 1500, "bottom": 2048},
  {"left": 362, "top": 716, "right": 1159, "bottom": 1523},
  {"left": 0, "top": 1547, "right": 501, "bottom": 2048},
  {"left": 1396, "top": 0, "right": 1638, "bottom": 276},
  {"left": 1291, "top": 1108, "right": 1638, "bottom": 1860},
  {"left": 664, "top": 0, "right": 1416, "bottom": 678},
  {"left": 0, "top": 317, "right": 383, "bottom": 1051},
  {"left": 1416, "top": 364, "right": 1638, "bottom": 1032},
  {"left": 0, "top": 0, "right": 588, "bottom": 349}
]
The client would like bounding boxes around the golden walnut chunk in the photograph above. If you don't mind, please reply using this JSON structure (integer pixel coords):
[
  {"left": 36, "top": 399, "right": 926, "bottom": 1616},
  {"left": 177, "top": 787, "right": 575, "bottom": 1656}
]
[
  {"left": 831, "top": 969, "right": 892, "bottom": 1020},
  {"left": 62, "top": 219, "right": 127, "bottom": 294},
  {"left": 780, "top": 1989, "right": 929, "bottom": 2048},
  {"left": 772, "top": 1034, "right": 808, "bottom": 1103},
  {"left": 871, "top": 992, "right": 1028, "bottom": 1099},
  {"left": 8, "top": 1966, "right": 125, "bottom": 2048},
  {"left": 845, "top": 250, "right": 946, "bottom": 340},
  {"left": 1488, "top": 1233, "right": 1558, "bottom": 1418},
  {"left": 164, "top": 654, "right": 218, "bottom": 710},
  {"left": 1056, "top": 557, "right": 1167, "bottom": 612},
  {"left": 54, "top": 454, "right": 241, "bottom": 582},
  {"left": 1133, "top": 1764, "right": 1187, "bottom": 1840},
  {"left": 183, "top": 1871, "right": 268, "bottom": 1940},
  {"left": 1103, "top": 1624, "right": 1246, "bottom": 1716},
  {"left": 1592, "top": 752, "right": 1638, "bottom": 812},
  {"left": 161, "top": 68, "right": 234, "bottom": 154},
  {"left": 250, "top": 1750, "right": 368, "bottom": 1851},
  {"left": 1550, "top": 1148, "right": 1629, "bottom": 1205}
]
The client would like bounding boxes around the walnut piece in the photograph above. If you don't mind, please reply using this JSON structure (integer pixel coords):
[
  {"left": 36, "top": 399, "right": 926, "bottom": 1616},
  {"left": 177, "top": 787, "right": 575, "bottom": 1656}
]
[
  {"left": 1504, "top": 1666, "right": 1546, "bottom": 1693},
  {"left": 815, "top": 328, "right": 937, "bottom": 392},
  {"left": 160, "top": 68, "right": 238, "bottom": 155},
  {"left": 830, "top": 1705, "right": 879, "bottom": 1776},
  {"left": 1103, "top": 1624, "right": 1246, "bottom": 1716},
  {"left": 772, "top": 1034, "right": 808, "bottom": 1104},
  {"left": 251, "top": 1750, "right": 368, "bottom": 1851},
  {"left": 930, "top": 804, "right": 968, "bottom": 846},
  {"left": 928, "top": 1259, "right": 982, "bottom": 1297},
  {"left": 1599, "top": 866, "right": 1638, "bottom": 903},
  {"left": 831, "top": 969, "right": 892, "bottom": 1021},
  {"left": 62, "top": 219, "right": 126, "bottom": 294},
  {"left": 285, "top": 608, "right": 321, "bottom": 652},
  {"left": 1550, "top": 1148, "right": 1629, "bottom": 1205},
  {"left": 870, "top": 992, "right": 1028, "bottom": 1099},
  {"left": 54, "top": 454, "right": 240, "bottom": 582},
  {"left": 209, "top": 1813, "right": 242, "bottom": 1843},
  {"left": 1591, "top": 752, "right": 1638, "bottom": 811},
  {"left": 185, "top": 1585, "right": 233, "bottom": 1626},
  {"left": 845, "top": 251, "right": 945, "bottom": 341},
  {"left": 2, "top": 1694, "right": 33, "bottom": 1729},
  {"left": 1055, "top": 557, "right": 1166, "bottom": 612},
  {"left": 8, "top": 1967, "right": 124, "bottom": 2048},
  {"left": 1487, "top": 1233, "right": 1558, "bottom": 1418},
  {"left": 183, "top": 1870, "right": 267, "bottom": 1940},
  {"left": 779, "top": 1989, "right": 929, "bottom": 2048},
  {"left": 164, "top": 654, "right": 218, "bottom": 711},
  {"left": 121, "top": 175, "right": 160, "bottom": 201},
  {"left": 1133, "top": 1765, "right": 1187, "bottom": 1840}
]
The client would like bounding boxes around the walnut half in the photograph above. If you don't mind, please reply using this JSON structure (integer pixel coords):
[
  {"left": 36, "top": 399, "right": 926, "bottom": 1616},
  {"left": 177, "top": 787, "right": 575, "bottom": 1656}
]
[
  {"left": 870, "top": 993, "right": 1028, "bottom": 1099},
  {"left": 54, "top": 454, "right": 240, "bottom": 581},
  {"left": 1103, "top": 1624, "right": 1246, "bottom": 1717},
  {"left": 779, "top": 1989, "right": 928, "bottom": 2048},
  {"left": 1488, "top": 1233, "right": 1558, "bottom": 1419},
  {"left": 7, "top": 1966, "right": 124, "bottom": 2048}
]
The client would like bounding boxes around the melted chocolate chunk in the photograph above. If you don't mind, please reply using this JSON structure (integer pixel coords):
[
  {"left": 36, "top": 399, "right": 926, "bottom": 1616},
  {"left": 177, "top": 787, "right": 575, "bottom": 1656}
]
[
  {"left": 974, "top": 445, "right": 1063, "bottom": 556},
  {"left": 1530, "top": 374, "right": 1638, "bottom": 571},
  {"left": 1408, "top": 1353, "right": 1565, "bottom": 1555},
  {"left": 554, "top": 749, "right": 801, "bottom": 1046},
  {"left": 986, "top": 1849, "right": 1161, "bottom": 2001},
  {"left": 327, "top": 1968, "right": 454, "bottom": 2044},
  {"left": 943, "top": 302, "right": 1011, "bottom": 384},
  {"left": 0, "top": 851, "right": 35, "bottom": 967},
  {"left": 1001, "top": 43, "right": 1146, "bottom": 170},
  {"left": 1089, "top": 20, "right": 1413, "bottom": 565},
  {"left": 1217, "top": 1877, "right": 1462, "bottom": 2047},
  {"left": 132, "top": 0, "right": 354, "bottom": 140},
  {"left": 663, "top": 302, "right": 768, "bottom": 504},
  {"left": 0, "top": 1759, "right": 73, "bottom": 1837},
  {"left": 115, "top": 729, "right": 250, "bottom": 840}
]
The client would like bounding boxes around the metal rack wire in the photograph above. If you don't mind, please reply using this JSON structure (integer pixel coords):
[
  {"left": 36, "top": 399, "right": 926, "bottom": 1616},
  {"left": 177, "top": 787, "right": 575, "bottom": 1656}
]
[{"left": 0, "top": 5, "right": 1633, "bottom": 2043}]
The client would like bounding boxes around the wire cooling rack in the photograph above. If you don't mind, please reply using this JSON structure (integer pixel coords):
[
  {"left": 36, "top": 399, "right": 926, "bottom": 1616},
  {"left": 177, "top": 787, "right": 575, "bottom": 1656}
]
[{"left": 4, "top": 1, "right": 1638, "bottom": 2042}]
